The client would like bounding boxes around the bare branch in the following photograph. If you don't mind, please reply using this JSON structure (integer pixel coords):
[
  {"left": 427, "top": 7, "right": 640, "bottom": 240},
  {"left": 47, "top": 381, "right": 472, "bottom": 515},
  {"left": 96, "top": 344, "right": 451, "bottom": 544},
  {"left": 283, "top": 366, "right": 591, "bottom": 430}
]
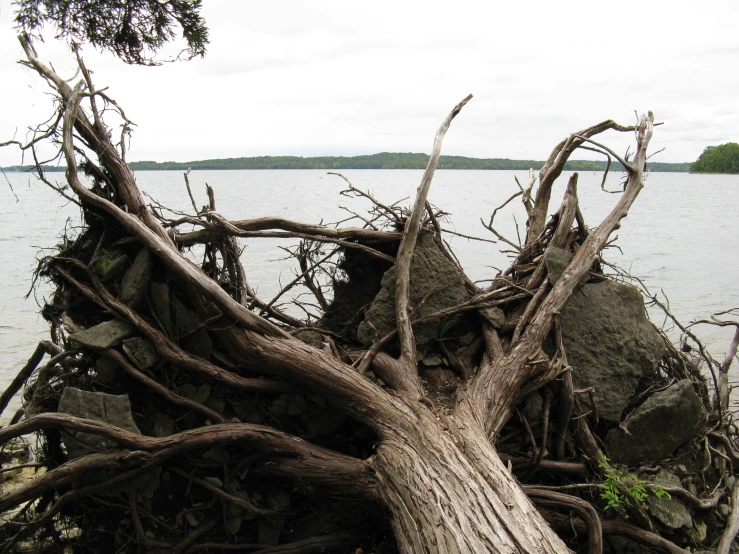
[
  {"left": 183, "top": 167, "right": 200, "bottom": 214},
  {"left": 464, "top": 113, "right": 655, "bottom": 437},
  {"left": 718, "top": 481, "right": 739, "bottom": 554},
  {"left": 330, "top": 171, "right": 403, "bottom": 225},
  {"left": 393, "top": 94, "right": 472, "bottom": 396},
  {"left": 0, "top": 413, "right": 377, "bottom": 512},
  {"left": 527, "top": 119, "right": 637, "bottom": 244}
]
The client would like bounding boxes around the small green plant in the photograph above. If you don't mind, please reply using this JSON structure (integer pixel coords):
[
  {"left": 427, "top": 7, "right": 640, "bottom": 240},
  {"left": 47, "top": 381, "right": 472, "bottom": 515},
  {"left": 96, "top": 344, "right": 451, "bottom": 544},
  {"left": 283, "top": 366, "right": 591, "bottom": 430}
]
[{"left": 585, "top": 455, "right": 671, "bottom": 514}]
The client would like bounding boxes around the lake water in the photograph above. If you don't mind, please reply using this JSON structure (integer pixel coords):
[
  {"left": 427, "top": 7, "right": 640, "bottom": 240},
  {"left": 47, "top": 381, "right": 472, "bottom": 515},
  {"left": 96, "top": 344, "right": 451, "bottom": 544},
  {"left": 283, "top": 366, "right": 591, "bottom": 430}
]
[{"left": 1, "top": 169, "right": 738, "bottom": 417}]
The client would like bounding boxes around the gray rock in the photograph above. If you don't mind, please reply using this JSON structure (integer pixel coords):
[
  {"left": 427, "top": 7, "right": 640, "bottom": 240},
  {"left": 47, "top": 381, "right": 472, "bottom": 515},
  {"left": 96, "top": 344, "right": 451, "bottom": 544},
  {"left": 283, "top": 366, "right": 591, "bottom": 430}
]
[
  {"left": 606, "top": 380, "right": 706, "bottom": 464},
  {"left": 93, "top": 250, "right": 129, "bottom": 283},
  {"left": 122, "top": 337, "right": 158, "bottom": 369},
  {"left": 193, "top": 383, "right": 211, "bottom": 404},
  {"left": 457, "top": 331, "right": 477, "bottom": 348},
  {"left": 293, "top": 329, "right": 323, "bottom": 349},
  {"left": 58, "top": 388, "right": 141, "bottom": 459},
  {"left": 560, "top": 280, "right": 666, "bottom": 421},
  {"left": 690, "top": 519, "right": 708, "bottom": 542},
  {"left": 149, "top": 282, "right": 173, "bottom": 336},
  {"left": 545, "top": 246, "right": 572, "bottom": 284},
  {"left": 69, "top": 319, "right": 135, "bottom": 349},
  {"left": 645, "top": 470, "right": 692, "bottom": 529},
  {"left": 226, "top": 503, "right": 243, "bottom": 535},
  {"left": 545, "top": 246, "right": 590, "bottom": 287},
  {"left": 120, "top": 249, "right": 153, "bottom": 308},
  {"left": 179, "top": 383, "right": 197, "bottom": 399},
  {"left": 153, "top": 413, "right": 176, "bottom": 437},
  {"left": 213, "top": 350, "right": 237, "bottom": 368},
  {"left": 521, "top": 391, "right": 543, "bottom": 423},
  {"left": 171, "top": 295, "right": 213, "bottom": 359},
  {"left": 479, "top": 306, "right": 505, "bottom": 328},
  {"left": 420, "top": 353, "right": 443, "bottom": 367},
  {"left": 357, "top": 232, "right": 470, "bottom": 347},
  {"left": 544, "top": 246, "right": 590, "bottom": 288}
]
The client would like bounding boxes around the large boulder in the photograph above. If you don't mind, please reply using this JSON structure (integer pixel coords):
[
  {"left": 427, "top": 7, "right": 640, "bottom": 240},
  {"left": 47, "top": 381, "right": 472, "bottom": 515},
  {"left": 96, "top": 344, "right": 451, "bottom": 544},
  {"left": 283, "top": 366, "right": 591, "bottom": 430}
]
[
  {"left": 357, "top": 232, "right": 470, "bottom": 348},
  {"left": 605, "top": 379, "right": 706, "bottom": 464},
  {"left": 560, "top": 280, "right": 666, "bottom": 421}
]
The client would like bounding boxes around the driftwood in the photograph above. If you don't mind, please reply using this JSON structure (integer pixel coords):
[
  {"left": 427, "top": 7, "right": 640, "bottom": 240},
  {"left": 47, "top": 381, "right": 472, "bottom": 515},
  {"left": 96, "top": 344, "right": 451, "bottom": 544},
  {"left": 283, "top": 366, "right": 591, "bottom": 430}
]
[{"left": 1, "top": 35, "right": 738, "bottom": 554}]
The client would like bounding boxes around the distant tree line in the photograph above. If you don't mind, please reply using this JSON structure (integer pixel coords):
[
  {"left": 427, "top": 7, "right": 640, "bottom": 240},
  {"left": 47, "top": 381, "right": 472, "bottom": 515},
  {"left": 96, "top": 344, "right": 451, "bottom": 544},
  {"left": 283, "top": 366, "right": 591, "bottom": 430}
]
[
  {"left": 3, "top": 164, "right": 64, "bottom": 173},
  {"left": 690, "top": 143, "right": 739, "bottom": 174},
  {"left": 125, "top": 153, "right": 690, "bottom": 172},
  {"left": 4, "top": 153, "right": 691, "bottom": 173}
]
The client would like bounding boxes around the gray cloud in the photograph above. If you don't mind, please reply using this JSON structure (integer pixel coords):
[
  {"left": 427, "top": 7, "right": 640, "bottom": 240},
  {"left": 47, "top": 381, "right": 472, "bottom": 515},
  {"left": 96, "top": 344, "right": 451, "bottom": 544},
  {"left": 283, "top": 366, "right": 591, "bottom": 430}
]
[{"left": 1, "top": 0, "right": 737, "bottom": 166}]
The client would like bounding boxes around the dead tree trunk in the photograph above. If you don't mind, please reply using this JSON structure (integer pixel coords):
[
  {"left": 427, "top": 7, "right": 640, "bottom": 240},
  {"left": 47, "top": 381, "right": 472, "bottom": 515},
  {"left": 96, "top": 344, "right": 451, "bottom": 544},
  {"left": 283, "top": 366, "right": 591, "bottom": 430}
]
[{"left": 1, "top": 36, "right": 735, "bottom": 554}]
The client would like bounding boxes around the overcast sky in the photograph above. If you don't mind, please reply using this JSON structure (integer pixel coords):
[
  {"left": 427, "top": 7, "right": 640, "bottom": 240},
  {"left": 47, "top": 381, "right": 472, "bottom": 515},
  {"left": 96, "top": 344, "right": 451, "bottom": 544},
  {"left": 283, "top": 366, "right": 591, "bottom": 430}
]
[{"left": 1, "top": 0, "right": 737, "bottom": 166}]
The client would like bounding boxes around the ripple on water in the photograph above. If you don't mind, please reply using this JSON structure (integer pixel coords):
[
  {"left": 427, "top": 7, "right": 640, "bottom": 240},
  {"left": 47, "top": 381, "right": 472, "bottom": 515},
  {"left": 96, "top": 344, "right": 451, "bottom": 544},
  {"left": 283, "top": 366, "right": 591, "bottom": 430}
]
[{"left": 1, "top": 169, "right": 738, "bottom": 419}]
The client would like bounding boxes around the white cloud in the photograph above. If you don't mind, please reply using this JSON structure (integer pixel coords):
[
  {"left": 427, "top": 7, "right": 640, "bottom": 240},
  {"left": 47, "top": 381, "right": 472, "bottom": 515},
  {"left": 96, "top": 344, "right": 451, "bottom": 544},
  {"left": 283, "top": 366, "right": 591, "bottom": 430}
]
[{"left": 1, "top": 0, "right": 737, "bottom": 166}]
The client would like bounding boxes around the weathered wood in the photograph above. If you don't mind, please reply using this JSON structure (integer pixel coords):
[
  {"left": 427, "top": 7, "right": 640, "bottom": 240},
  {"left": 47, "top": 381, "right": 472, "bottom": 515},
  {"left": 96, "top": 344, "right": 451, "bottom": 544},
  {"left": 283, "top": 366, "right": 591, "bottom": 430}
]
[
  {"left": 0, "top": 341, "right": 60, "bottom": 420},
  {"left": 718, "top": 326, "right": 739, "bottom": 412},
  {"left": 718, "top": 481, "right": 739, "bottom": 554},
  {"left": 394, "top": 94, "right": 472, "bottom": 395},
  {"left": 374, "top": 405, "right": 571, "bottom": 554},
  {"left": 462, "top": 114, "right": 655, "bottom": 438},
  {"left": 0, "top": 413, "right": 377, "bottom": 511},
  {"left": 176, "top": 217, "right": 402, "bottom": 247},
  {"left": 542, "top": 509, "right": 689, "bottom": 554},
  {"left": 526, "top": 119, "right": 636, "bottom": 244}
]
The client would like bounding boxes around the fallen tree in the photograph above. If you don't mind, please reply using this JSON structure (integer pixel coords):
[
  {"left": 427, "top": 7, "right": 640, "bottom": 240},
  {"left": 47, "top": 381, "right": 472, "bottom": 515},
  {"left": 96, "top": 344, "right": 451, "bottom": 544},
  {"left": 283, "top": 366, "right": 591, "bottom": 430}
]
[{"left": 1, "top": 36, "right": 739, "bottom": 553}]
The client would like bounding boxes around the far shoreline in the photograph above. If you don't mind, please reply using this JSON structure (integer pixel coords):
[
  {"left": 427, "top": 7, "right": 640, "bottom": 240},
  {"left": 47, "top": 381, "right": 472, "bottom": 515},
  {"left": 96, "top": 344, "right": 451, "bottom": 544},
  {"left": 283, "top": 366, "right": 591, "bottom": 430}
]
[{"left": 3, "top": 152, "right": 693, "bottom": 173}]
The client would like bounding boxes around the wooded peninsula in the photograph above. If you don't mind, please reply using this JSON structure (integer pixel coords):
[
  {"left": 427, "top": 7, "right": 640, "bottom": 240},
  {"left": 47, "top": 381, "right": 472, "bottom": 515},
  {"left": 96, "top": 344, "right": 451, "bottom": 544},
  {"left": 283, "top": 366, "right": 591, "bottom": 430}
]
[
  {"left": 690, "top": 143, "right": 739, "bottom": 173},
  {"left": 4, "top": 152, "right": 692, "bottom": 173}
]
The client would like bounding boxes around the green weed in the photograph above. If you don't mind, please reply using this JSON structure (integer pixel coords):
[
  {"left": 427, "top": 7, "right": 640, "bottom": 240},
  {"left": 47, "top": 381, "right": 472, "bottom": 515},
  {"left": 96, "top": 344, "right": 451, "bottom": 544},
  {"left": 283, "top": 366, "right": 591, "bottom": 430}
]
[{"left": 585, "top": 455, "right": 671, "bottom": 515}]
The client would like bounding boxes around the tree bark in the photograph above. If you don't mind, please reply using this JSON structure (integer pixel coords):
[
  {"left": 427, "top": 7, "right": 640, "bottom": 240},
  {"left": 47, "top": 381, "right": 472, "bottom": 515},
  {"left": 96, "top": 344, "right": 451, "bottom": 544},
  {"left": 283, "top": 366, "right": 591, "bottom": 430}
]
[{"left": 373, "top": 405, "right": 570, "bottom": 553}]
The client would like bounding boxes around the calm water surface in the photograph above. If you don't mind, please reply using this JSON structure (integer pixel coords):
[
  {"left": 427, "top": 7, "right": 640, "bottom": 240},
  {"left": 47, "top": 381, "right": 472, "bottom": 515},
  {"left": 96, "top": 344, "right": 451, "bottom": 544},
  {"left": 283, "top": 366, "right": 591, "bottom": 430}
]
[{"left": 1, "top": 169, "right": 738, "bottom": 417}]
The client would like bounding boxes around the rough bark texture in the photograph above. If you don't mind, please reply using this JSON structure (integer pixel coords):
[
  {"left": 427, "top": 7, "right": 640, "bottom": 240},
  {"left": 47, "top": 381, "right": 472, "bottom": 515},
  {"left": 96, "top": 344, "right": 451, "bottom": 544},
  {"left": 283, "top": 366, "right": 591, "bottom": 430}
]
[{"left": 373, "top": 409, "right": 566, "bottom": 553}]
